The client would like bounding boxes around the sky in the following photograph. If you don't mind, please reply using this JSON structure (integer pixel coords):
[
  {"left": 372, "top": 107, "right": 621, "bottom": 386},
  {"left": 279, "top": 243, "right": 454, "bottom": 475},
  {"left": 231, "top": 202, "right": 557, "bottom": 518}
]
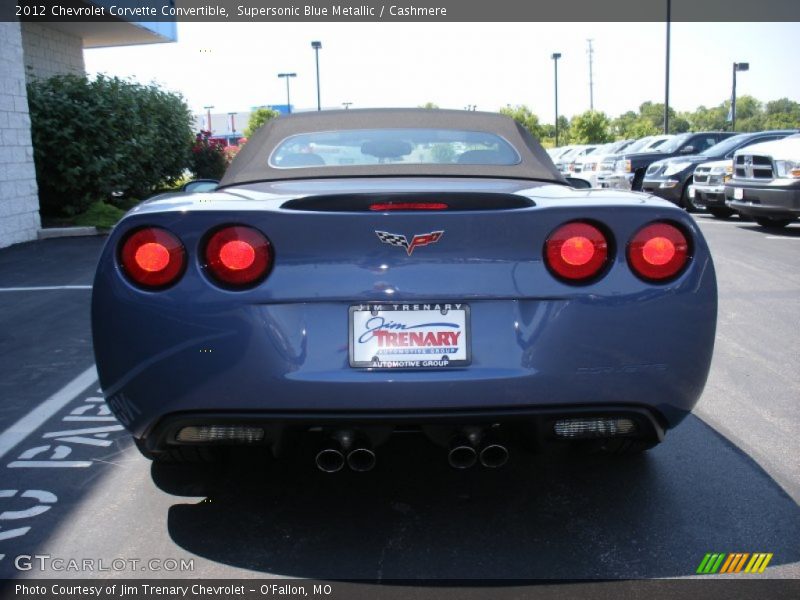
[{"left": 84, "top": 21, "right": 800, "bottom": 122}]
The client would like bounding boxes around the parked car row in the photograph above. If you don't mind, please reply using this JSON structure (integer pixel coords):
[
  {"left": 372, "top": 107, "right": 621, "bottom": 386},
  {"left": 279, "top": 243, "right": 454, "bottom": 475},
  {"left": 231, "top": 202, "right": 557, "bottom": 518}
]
[
  {"left": 550, "top": 129, "right": 800, "bottom": 228},
  {"left": 642, "top": 130, "right": 796, "bottom": 209}
]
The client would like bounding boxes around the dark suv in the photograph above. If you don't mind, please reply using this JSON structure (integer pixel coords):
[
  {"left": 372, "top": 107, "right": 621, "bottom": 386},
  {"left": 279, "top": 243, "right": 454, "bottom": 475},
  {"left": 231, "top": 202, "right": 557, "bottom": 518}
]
[
  {"left": 622, "top": 132, "right": 735, "bottom": 193},
  {"left": 641, "top": 130, "right": 797, "bottom": 210}
]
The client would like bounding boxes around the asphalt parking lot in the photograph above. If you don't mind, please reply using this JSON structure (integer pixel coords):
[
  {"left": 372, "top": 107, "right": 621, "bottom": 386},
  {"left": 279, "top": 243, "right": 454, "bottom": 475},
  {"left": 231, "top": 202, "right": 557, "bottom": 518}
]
[{"left": 0, "top": 216, "right": 798, "bottom": 580}]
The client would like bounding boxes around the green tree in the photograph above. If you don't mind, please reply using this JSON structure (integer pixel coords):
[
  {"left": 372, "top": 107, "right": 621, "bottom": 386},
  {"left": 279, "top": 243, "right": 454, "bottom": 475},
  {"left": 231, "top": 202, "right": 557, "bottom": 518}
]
[
  {"left": 689, "top": 104, "right": 727, "bottom": 131},
  {"left": 763, "top": 98, "right": 800, "bottom": 129},
  {"left": 244, "top": 107, "right": 280, "bottom": 138},
  {"left": 419, "top": 102, "right": 440, "bottom": 109},
  {"left": 569, "top": 110, "right": 613, "bottom": 143},
  {"left": 611, "top": 110, "right": 639, "bottom": 138},
  {"left": 27, "top": 74, "right": 193, "bottom": 216},
  {"left": 499, "top": 105, "right": 546, "bottom": 140}
]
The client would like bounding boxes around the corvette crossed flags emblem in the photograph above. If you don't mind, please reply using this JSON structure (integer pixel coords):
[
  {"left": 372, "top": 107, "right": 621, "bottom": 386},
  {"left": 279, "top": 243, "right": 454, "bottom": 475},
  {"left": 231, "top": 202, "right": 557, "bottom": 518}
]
[{"left": 375, "top": 230, "right": 444, "bottom": 255}]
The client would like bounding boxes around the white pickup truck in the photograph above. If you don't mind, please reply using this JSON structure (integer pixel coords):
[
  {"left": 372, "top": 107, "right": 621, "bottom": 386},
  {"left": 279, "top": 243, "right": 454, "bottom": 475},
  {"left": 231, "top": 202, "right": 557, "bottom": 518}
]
[{"left": 725, "top": 134, "right": 800, "bottom": 228}]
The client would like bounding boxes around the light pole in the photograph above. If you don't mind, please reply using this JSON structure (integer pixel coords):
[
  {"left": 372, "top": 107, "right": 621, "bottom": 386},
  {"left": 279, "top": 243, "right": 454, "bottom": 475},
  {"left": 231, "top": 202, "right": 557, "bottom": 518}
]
[
  {"left": 203, "top": 105, "right": 214, "bottom": 133},
  {"left": 551, "top": 53, "right": 561, "bottom": 146},
  {"left": 342, "top": 102, "right": 352, "bottom": 110},
  {"left": 731, "top": 62, "right": 749, "bottom": 132},
  {"left": 311, "top": 41, "right": 322, "bottom": 111},
  {"left": 277, "top": 73, "right": 297, "bottom": 114}
]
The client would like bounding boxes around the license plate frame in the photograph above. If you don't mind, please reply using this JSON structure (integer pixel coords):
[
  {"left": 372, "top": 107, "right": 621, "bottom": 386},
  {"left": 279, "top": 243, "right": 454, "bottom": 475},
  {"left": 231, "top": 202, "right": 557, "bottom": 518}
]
[{"left": 349, "top": 303, "right": 471, "bottom": 369}]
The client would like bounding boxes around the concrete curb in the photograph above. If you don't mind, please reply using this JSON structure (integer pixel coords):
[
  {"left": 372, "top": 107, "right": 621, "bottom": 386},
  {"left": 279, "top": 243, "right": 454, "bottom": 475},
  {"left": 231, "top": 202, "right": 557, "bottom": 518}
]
[{"left": 38, "top": 227, "right": 101, "bottom": 240}]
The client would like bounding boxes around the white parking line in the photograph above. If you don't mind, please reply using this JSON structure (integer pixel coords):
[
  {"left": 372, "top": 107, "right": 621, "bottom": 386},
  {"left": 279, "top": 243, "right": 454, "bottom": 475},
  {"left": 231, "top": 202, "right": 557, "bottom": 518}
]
[
  {"left": 0, "top": 365, "right": 98, "bottom": 460},
  {"left": 0, "top": 286, "right": 92, "bottom": 292},
  {"left": 692, "top": 219, "right": 730, "bottom": 225},
  {"left": 765, "top": 236, "right": 800, "bottom": 240}
]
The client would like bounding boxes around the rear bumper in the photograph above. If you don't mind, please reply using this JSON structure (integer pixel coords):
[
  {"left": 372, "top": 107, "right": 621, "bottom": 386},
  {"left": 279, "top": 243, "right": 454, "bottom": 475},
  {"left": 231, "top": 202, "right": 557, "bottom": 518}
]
[
  {"left": 140, "top": 404, "right": 667, "bottom": 453},
  {"left": 99, "top": 293, "right": 716, "bottom": 439},
  {"left": 725, "top": 182, "right": 800, "bottom": 218}
]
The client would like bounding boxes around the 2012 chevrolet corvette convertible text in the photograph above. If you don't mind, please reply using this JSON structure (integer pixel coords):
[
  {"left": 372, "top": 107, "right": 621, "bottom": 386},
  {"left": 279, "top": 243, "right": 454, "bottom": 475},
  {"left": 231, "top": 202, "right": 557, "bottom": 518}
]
[{"left": 91, "top": 109, "right": 717, "bottom": 472}]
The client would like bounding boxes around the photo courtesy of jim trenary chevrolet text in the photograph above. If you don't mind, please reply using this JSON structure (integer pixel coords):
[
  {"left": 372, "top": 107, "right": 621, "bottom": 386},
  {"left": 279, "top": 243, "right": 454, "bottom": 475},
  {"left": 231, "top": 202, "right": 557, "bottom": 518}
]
[{"left": 0, "top": 1, "right": 799, "bottom": 599}]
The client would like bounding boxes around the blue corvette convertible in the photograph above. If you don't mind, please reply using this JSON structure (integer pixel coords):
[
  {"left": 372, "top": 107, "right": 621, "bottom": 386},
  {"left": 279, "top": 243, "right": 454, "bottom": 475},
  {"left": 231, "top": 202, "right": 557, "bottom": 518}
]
[{"left": 92, "top": 109, "right": 717, "bottom": 472}]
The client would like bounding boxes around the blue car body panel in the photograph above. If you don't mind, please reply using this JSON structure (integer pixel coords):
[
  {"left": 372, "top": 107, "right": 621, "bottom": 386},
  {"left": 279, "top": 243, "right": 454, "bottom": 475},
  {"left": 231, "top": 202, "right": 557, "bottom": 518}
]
[{"left": 91, "top": 177, "right": 716, "bottom": 440}]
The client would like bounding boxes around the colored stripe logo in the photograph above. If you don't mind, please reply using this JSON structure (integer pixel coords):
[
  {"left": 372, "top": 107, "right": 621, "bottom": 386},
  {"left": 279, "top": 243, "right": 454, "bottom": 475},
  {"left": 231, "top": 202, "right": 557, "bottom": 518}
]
[{"left": 696, "top": 552, "right": 773, "bottom": 574}]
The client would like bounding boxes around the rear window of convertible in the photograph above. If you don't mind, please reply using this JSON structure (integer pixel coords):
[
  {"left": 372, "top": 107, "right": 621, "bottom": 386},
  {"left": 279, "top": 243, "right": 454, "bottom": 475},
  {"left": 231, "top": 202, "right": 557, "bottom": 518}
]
[{"left": 269, "top": 128, "right": 521, "bottom": 169}]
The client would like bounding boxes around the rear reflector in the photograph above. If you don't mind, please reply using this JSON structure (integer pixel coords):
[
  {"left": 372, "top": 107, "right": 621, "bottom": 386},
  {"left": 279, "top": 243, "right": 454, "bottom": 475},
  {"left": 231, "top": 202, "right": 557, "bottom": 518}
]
[
  {"left": 204, "top": 225, "right": 273, "bottom": 288},
  {"left": 176, "top": 425, "right": 265, "bottom": 443},
  {"left": 628, "top": 222, "right": 689, "bottom": 282},
  {"left": 119, "top": 227, "right": 186, "bottom": 289},
  {"left": 554, "top": 418, "right": 637, "bottom": 438},
  {"left": 545, "top": 221, "right": 609, "bottom": 282},
  {"left": 369, "top": 202, "right": 449, "bottom": 211}
]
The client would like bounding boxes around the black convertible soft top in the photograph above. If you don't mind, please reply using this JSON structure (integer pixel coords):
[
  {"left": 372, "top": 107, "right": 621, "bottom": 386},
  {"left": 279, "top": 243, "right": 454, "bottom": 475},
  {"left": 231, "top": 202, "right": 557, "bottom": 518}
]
[{"left": 220, "top": 108, "right": 564, "bottom": 186}]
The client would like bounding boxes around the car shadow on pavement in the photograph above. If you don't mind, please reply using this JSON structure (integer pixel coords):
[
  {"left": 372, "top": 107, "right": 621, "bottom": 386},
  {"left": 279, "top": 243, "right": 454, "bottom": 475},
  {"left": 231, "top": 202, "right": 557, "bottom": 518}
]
[
  {"left": 158, "top": 415, "right": 800, "bottom": 579},
  {"left": 734, "top": 223, "right": 800, "bottom": 237}
]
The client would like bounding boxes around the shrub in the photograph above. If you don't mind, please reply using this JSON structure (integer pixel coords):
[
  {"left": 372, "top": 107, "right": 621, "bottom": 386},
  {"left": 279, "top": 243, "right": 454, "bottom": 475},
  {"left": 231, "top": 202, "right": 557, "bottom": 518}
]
[
  {"left": 73, "top": 201, "right": 126, "bottom": 230},
  {"left": 27, "top": 74, "right": 194, "bottom": 216},
  {"left": 190, "top": 131, "right": 228, "bottom": 179}
]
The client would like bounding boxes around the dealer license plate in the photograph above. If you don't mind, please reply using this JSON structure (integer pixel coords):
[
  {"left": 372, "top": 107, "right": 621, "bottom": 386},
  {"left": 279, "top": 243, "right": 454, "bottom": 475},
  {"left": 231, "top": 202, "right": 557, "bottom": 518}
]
[{"left": 349, "top": 303, "right": 470, "bottom": 369}]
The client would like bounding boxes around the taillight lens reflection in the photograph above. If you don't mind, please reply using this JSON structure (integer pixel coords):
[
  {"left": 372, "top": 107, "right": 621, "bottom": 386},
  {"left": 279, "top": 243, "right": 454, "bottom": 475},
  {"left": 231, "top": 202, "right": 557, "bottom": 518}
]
[
  {"left": 119, "top": 227, "right": 186, "bottom": 289},
  {"left": 204, "top": 225, "right": 272, "bottom": 287},
  {"left": 545, "top": 222, "right": 609, "bottom": 282},
  {"left": 628, "top": 222, "right": 689, "bottom": 282}
]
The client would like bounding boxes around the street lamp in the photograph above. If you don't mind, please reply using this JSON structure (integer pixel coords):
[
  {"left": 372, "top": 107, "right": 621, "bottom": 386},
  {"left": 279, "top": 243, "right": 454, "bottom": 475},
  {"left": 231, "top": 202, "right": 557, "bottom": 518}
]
[
  {"left": 311, "top": 41, "right": 322, "bottom": 111},
  {"left": 664, "top": 0, "right": 671, "bottom": 134},
  {"left": 342, "top": 102, "right": 352, "bottom": 110},
  {"left": 277, "top": 73, "right": 297, "bottom": 114},
  {"left": 731, "top": 62, "right": 750, "bottom": 132},
  {"left": 203, "top": 105, "right": 214, "bottom": 133},
  {"left": 551, "top": 53, "right": 561, "bottom": 146}
]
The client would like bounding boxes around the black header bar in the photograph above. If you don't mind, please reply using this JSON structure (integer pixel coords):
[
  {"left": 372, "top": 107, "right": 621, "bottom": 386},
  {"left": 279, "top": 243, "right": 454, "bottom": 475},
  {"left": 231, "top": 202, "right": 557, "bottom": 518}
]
[{"left": 4, "top": 0, "right": 800, "bottom": 23}]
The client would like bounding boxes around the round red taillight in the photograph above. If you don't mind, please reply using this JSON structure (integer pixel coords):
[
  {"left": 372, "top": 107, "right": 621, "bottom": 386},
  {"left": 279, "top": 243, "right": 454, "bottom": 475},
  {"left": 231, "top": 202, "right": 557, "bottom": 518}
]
[
  {"left": 627, "top": 222, "right": 690, "bottom": 282},
  {"left": 119, "top": 227, "right": 186, "bottom": 289},
  {"left": 204, "top": 226, "right": 272, "bottom": 287},
  {"left": 545, "top": 222, "right": 609, "bottom": 282}
]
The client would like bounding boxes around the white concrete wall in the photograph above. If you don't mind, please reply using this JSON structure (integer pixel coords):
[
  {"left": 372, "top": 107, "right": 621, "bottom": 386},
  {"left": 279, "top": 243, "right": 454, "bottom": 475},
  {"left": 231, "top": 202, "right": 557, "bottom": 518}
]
[
  {"left": 0, "top": 22, "right": 41, "bottom": 249},
  {"left": 20, "top": 22, "right": 85, "bottom": 80}
]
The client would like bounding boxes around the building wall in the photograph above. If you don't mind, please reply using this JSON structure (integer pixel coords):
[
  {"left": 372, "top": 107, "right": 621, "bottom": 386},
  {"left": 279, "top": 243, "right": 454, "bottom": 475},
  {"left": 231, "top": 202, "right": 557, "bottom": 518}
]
[
  {"left": 0, "top": 22, "right": 41, "bottom": 249},
  {"left": 20, "top": 22, "right": 85, "bottom": 79}
]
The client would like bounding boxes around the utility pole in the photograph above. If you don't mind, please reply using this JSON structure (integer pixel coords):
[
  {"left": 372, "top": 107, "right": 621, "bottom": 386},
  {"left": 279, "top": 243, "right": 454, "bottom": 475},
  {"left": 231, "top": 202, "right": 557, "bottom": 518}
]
[{"left": 587, "top": 39, "right": 594, "bottom": 111}]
